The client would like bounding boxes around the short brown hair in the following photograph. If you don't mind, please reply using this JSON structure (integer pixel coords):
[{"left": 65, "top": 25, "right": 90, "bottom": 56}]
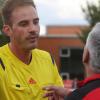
[{"left": 2, "top": 0, "right": 36, "bottom": 26}]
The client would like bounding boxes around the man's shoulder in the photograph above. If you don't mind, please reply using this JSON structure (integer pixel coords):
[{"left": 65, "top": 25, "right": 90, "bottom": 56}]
[
  {"left": 0, "top": 44, "right": 7, "bottom": 50},
  {"left": 32, "top": 49, "right": 55, "bottom": 65},
  {"left": 32, "top": 48, "right": 50, "bottom": 57},
  {"left": 83, "top": 88, "right": 100, "bottom": 100},
  {"left": 0, "top": 45, "right": 4, "bottom": 51},
  {"left": 32, "top": 48, "right": 54, "bottom": 62},
  {"left": 67, "top": 79, "right": 100, "bottom": 100},
  {"left": 0, "top": 44, "right": 8, "bottom": 56},
  {"left": 0, "top": 44, "right": 8, "bottom": 71}
]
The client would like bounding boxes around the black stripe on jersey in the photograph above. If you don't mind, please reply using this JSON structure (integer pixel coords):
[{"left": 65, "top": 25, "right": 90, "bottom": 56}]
[
  {"left": 50, "top": 54, "right": 55, "bottom": 65},
  {"left": 0, "top": 58, "right": 5, "bottom": 70}
]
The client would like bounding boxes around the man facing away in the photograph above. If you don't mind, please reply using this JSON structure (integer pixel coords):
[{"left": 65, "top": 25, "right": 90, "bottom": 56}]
[
  {"left": 43, "top": 23, "right": 100, "bottom": 100},
  {"left": 0, "top": 0, "right": 63, "bottom": 100}
]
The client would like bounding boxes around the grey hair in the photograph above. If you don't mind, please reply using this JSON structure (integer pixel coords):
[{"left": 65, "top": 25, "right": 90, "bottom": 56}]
[{"left": 86, "top": 23, "right": 100, "bottom": 73}]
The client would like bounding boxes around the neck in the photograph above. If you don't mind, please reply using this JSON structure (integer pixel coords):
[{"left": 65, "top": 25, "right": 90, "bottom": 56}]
[
  {"left": 85, "top": 66, "right": 94, "bottom": 77},
  {"left": 9, "top": 43, "right": 32, "bottom": 65}
]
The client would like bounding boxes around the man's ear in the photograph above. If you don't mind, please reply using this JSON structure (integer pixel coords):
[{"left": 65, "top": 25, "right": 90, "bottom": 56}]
[
  {"left": 82, "top": 47, "right": 89, "bottom": 64},
  {"left": 2, "top": 25, "right": 12, "bottom": 37}
]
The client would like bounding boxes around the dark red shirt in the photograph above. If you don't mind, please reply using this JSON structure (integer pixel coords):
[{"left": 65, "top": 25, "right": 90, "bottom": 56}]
[{"left": 77, "top": 74, "right": 100, "bottom": 100}]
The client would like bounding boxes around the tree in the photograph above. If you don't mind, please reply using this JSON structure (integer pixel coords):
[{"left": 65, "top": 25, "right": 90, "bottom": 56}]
[
  {"left": 79, "top": 0, "right": 100, "bottom": 43},
  {"left": 0, "top": 14, "right": 9, "bottom": 47},
  {"left": 0, "top": 0, "right": 9, "bottom": 46}
]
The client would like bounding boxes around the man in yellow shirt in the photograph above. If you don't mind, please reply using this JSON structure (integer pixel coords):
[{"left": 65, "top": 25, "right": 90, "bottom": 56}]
[{"left": 0, "top": 0, "right": 63, "bottom": 99}]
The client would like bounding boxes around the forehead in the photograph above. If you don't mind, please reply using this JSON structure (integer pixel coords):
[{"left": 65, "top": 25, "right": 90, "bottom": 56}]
[{"left": 11, "top": 6, "right": 38, "bottom": 23}]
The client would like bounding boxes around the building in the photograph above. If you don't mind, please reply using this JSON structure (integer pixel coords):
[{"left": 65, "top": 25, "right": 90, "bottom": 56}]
[{"left": 38, "top": 25, "right": 88, "bottom": 80}]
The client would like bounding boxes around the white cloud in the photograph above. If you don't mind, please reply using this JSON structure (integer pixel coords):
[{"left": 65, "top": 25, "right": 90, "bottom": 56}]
[
  {"left": 34, "top": 0, "right": 56, "bottom": 7},
  {"left": 53, "top": 0, "right": 97, "bottom": 20},
  {"left": 34, "top": 0, "right": 98, "bottom": 35},
  {"left": 35, "top": 0, "right": 97, "bottom": 20},
  {"left": 56, "top": 0, "right": 82, "bottom": 19}
]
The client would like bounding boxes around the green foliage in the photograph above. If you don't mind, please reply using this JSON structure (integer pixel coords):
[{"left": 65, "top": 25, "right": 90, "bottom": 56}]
[
  {"left": 0, "top": 14, "right": 9, "bottom": 47},
  {"left": 82, "top": 0, "right": 100, "bottom": 27},
  {"left": 80, "top": 0, "right": 100, "bottom": 44},
  {"left": 0, "top": 33, "right": 10, "bottom": 47},
  {"left": 0, "top": 0, "right": 10, "bottom": 46},
  {"left": 78, "top": 27, "right": 91, "bottom": 44}
]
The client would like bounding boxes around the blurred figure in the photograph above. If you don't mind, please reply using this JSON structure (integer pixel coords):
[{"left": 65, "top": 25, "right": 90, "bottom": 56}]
[
  {"left": 43, "top": 23, "right": 100, "bottom": 100},
  {"left": 0, "top": 0, "right": 63, "bottom": 100}
]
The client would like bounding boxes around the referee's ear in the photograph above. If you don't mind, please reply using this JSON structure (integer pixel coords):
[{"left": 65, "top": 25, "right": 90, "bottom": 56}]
[{"left": 2, "top": 24, "right": 12, "bottom": 37}]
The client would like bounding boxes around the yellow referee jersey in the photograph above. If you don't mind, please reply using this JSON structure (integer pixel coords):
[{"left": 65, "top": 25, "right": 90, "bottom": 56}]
[{"left": 0, "top": 44, "right": 63, "bottom": 100}]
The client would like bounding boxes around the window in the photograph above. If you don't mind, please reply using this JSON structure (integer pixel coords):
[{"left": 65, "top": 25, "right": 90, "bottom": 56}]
[
  {"left": 60, "top": 48, "right": 70, "bottom": 57},
  {"left": 60, "top": 47, "right": 84, "bottom": 80}
]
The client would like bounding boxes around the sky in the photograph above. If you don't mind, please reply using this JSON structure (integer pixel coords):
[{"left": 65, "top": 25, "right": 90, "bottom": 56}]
[{"left": 34, "top": 0, "right": 98, "bottom": 35}]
